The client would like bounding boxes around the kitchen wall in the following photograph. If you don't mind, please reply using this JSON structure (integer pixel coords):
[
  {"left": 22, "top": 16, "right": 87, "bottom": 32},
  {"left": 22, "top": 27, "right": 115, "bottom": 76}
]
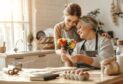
[
  {"left": 32, "top": 0, "right": 123, "bottom": 39},
  {"left": 32, "top": 0, "right": 66, "bottom": 36}
]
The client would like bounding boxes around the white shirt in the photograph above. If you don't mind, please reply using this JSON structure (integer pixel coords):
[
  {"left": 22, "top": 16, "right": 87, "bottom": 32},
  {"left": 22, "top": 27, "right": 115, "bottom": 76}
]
[{"left": 72, "top": 35, "right": 115, "bottom": 67}]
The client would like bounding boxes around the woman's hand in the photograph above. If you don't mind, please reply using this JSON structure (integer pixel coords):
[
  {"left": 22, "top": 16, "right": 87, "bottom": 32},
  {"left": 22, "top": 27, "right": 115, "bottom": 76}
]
[
  {"left": 101, "top": 33, "right": 111, "bottom": 39},
  {"left": 61, "top": 48, "right": 69, "bottom": 62}
]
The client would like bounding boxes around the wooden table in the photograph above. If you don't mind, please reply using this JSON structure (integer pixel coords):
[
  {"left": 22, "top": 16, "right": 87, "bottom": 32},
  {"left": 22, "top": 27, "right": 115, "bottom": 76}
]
[{"left": 0, "top": 68, "right": 123, "bottom": 84}]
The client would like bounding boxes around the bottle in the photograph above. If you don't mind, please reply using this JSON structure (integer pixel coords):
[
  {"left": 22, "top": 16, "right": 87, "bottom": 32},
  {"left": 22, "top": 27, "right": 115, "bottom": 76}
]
[
  {"left": 116, "top": 40, "right": 123, "bottom": 55},
  {"left": 116, "top": 46, "right": 121, "bottom": 55}
]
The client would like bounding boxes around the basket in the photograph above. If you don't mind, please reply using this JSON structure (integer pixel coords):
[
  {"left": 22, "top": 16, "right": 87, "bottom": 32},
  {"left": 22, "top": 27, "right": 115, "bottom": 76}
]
[{"left": 37, "top": 37, "right": 54, "bottom": 50}]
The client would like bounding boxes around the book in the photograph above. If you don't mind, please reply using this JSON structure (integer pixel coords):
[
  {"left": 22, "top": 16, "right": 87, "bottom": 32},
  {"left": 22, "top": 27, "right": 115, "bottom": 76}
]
[{"left": 30, "top": 72, "right": 59, "bottom": 81}]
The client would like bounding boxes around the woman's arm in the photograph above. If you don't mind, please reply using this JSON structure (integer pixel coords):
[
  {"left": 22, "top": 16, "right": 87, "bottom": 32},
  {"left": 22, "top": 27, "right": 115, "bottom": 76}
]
[
  {"left": 99, "top": 37, "right": 114, "bottom": 61},
  {"left": 54, "top": 24, "right": 62, "bottom": 55},
  {"left": 91, "top": 37, "right": 114, "bottom": 67},
  {"left": 66, "top": 54, "right": 93, "bottom": 65}
]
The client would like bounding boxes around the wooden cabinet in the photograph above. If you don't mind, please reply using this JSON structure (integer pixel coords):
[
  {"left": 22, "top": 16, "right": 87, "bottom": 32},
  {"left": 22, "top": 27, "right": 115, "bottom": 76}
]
[
  {"left": 45, "top": 53, "right": 63, "bottom": 67},
  {"left": 5, "top": 54, "right": 47, "bottom": 69},
  {"left": 0, "top": 50, "right": 63, "bottom": 70}
]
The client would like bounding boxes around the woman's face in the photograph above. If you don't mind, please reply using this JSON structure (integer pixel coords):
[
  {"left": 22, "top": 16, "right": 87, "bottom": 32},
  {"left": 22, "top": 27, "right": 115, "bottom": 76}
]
[
  {"left": 64, "top": 15, "right": 79, "bottom": 30},
  {"left": 76, "top": 21, "right": 91, "bottom": 39}
]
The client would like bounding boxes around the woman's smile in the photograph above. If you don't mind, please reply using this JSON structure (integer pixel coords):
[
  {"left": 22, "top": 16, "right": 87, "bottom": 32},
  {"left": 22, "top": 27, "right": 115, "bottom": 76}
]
[{"left": 64, "top": 15, "right": 79, "bottom": 30}]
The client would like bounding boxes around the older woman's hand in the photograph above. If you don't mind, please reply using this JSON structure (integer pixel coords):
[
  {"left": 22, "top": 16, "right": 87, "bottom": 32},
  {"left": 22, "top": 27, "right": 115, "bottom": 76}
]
[
  {"left": 70, "top": 55, "right": 81, "bottom": 63},
  {"left": 101, "top": 33, "right": 111, "bottom": 39},
  {"left": 70, "top": 54, "right": 93, "bottom": 65}
]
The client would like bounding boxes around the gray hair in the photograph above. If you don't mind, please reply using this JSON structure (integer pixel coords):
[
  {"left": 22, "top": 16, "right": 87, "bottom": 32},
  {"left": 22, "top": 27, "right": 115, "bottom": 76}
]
[{"left": 80, "top": 16, "right": 98, "bottom": 32}]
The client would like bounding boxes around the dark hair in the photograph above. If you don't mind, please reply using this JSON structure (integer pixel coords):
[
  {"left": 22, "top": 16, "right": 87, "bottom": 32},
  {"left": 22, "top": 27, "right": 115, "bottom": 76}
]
[
  {"left": 80, "top": 16, "right": 98, "bottom": 32},
  {"left": 64, "top": 3, "right": 81, "bottom": 18}
]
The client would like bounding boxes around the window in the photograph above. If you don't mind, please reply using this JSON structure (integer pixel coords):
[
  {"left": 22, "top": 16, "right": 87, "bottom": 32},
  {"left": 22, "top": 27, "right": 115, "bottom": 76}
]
[{"left": 0, "top": 0, "right": 30, "bottom": 52}]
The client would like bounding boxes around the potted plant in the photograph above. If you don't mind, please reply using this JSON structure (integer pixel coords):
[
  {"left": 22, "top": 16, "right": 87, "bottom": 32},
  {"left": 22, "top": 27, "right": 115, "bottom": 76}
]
[{"left": 27, "top": 32, "right": 34, "bottom": 51}]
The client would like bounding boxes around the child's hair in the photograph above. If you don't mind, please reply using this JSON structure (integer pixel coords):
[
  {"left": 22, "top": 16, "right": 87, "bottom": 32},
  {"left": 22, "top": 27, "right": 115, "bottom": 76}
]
[{"left": 63, "top": 3, "right": 81, "bottom": 18}]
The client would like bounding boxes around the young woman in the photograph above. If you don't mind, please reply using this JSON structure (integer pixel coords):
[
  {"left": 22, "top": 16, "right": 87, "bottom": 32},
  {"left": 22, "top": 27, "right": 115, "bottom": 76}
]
[
  {"left": 54, "top": 3, "right": 82, "bottom": 55},
  {"left": 62, "top": 16, "right": 114, "bottom": 67}
]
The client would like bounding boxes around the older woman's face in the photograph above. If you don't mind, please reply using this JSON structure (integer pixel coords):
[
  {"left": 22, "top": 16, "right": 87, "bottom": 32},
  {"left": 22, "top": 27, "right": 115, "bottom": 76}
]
[
  {"left": 76, "top": 20, "right": 91, "bottom": 39},
  {"left": 64, "top": 15, "right": 79, "bottom": 30}
]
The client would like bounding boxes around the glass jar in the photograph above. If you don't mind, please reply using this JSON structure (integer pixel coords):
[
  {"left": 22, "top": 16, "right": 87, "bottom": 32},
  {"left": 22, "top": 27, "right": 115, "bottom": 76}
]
[{"left": 116, "top": 40, "right": 123, "bottom": 55}]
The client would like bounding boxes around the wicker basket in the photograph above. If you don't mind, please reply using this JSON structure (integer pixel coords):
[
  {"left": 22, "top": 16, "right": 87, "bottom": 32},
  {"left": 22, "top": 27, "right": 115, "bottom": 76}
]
[{"left": 37, "top": 37, "right": 54, "bottom": 50}]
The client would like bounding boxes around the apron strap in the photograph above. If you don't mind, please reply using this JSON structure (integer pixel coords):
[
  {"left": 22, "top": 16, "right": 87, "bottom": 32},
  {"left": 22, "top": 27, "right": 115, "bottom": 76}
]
[
  {"left": 95, "top": 34, "right": 98, "bottom": 50},
  {"left": 81, "top": 34, "right": 98, "bottom": 51},
  {"left": 81, "top": 40, "right": 86, "bottom": 50}
]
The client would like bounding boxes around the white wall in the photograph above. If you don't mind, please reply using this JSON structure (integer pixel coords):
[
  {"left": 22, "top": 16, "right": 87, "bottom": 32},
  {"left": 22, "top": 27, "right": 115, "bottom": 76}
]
[{"left": 33, "top": 0, "right": 123, "bottom": 39}]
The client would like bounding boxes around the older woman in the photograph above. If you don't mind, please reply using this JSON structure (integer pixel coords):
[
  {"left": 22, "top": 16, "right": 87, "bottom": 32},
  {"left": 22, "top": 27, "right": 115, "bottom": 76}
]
[{"left": 62, "top": 16, "right": 114, "bottom": 68}]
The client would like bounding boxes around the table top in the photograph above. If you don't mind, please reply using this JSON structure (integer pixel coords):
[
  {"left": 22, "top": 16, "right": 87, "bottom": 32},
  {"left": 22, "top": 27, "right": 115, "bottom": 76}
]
[{"left": 0, "top": 67, "right": 123, "bottom": 84}]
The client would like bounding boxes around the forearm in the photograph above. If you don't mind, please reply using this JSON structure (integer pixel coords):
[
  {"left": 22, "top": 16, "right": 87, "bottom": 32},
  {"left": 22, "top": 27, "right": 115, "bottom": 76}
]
[
  {"left": 80, "top": 55, "right": 93, "bottom": 65},
  {"left": 71, "top": 54, "right": 93, "bottom": 65}
]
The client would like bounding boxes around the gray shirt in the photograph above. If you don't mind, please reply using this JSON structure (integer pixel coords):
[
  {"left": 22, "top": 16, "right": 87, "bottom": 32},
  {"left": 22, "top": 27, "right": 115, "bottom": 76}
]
[{"left": 72, "top": 35, "right": 115, "bottom": 67}]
